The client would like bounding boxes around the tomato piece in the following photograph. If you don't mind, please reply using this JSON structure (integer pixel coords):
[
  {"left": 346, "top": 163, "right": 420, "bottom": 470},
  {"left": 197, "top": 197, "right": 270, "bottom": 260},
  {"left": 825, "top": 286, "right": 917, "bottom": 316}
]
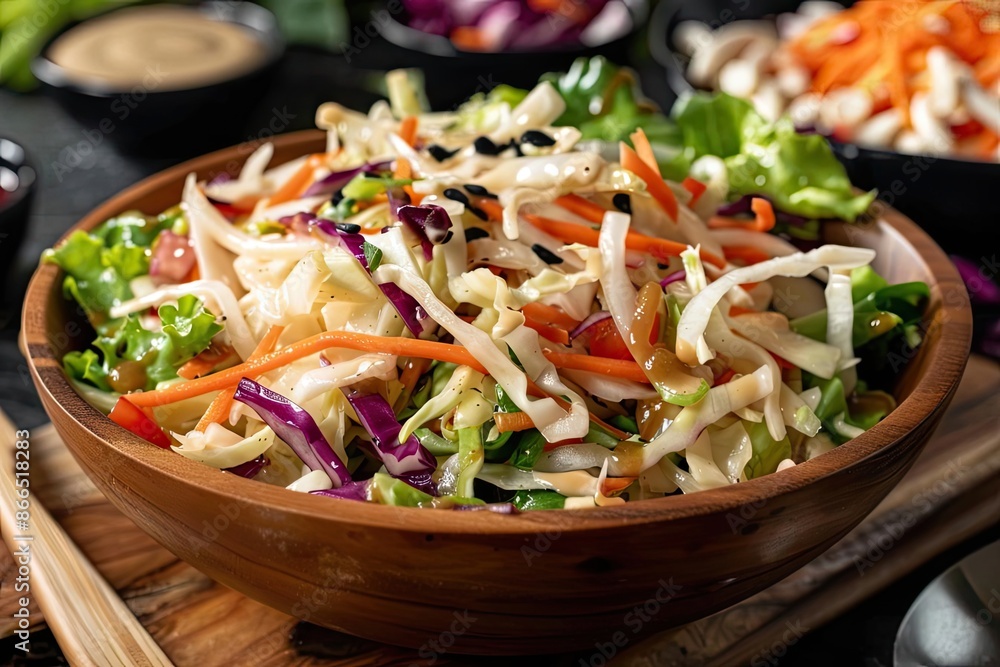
[
  {"left": 588, "top": 318, "right": 633, "bottom": 360},
  {"left": 109, "top": 397, "right": 172, "bottom": 449},
  {"left": 587, "top": 316, "right": 659, "bottom": 360}
]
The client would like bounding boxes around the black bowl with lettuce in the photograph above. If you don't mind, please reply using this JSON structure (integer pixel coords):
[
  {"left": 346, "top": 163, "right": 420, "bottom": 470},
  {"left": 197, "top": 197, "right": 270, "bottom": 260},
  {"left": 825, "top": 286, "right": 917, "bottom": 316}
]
[{"left": 648, "top": 0, "right": 999, "bottom": 259}]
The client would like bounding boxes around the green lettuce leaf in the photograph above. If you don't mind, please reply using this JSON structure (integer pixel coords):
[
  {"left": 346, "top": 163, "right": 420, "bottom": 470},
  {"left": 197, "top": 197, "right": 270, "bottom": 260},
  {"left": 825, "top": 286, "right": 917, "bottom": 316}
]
[
  {"left": 672, "top": 93, "right": 876, "bottom": 221},
  {"left": 63, "top": 296, "right": 221, "bottom": 392},
  {"left": 545, "top": 56, "right": 680, "bottom": 147}
]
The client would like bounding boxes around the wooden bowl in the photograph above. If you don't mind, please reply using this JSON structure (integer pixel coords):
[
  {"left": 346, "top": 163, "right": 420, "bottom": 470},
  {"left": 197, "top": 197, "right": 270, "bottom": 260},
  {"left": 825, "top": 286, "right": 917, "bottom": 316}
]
[{"left": 21, "top": 130, "right": 972, "bottom": 655}]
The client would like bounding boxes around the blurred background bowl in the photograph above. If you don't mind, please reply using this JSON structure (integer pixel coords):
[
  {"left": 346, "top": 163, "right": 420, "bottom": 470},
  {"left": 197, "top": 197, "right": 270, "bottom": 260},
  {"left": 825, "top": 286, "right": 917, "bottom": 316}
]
[
  {"left": 0, "top": 138, "right": 36, "bottom": 299},
  {"left": 649, "top": 0, "right": 1000, "bottom": 260},
  {"left": 379, "top": 0, "right": 648, "bottom": 109},
  {"left": 30, "top": 1, "right": 285, "bottom": 156}
]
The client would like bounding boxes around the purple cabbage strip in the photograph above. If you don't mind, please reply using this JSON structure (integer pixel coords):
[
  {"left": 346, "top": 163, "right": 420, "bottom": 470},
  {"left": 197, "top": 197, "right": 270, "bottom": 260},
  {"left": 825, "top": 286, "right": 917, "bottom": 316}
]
[
  {"left": 397, "top": 204, "right": 453, "bottom": 261},
  {"left": 312, "top": 480, "right": 371, "bottom": 502},
  {"left": 569, "top": 310, "right": 612, "bottom": 341},
  {"left": 387, "top": 186, "right": 411, "bottom": 219},
  {"left": 343, "top": 389, "right": 437, "bottom": 482},
  {"left": 233, "top": 378, "right": 353, "bottom": 488},
  {"left": 660, "top": 270, "right": 686, "bottom": 288},
  {"left": 312, "top": 218, "right": 427, "bottom": 336},
  {"left": 223, "top": 455, "right": 267, "bottom": 479},
  {"left": 302, "top": 160, "right": 394, "bottom": 198}
]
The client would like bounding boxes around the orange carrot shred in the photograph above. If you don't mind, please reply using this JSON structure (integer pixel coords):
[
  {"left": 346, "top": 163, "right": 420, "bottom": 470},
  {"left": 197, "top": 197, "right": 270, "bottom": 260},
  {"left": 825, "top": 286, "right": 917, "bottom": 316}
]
[
  {"left": 194, "top": 325, "right": 284, "bottom": 432},
  {"left": 555, "top": 194, "right": 606, "bottom": 224},
  {"left": 619, "top": 142, "right": 678, "bottom": 221},
  {"left": 495, "top": 411, "right": 536, "bottom": 433},
  {"left": 629, "top": 128, "right": 660, "bottom": 177},
  {"left": 681, "top": 177, "right": 707, "bottom": 206},
  {"left": 399, "top": 116, "right": 419, "bottom": 147}
]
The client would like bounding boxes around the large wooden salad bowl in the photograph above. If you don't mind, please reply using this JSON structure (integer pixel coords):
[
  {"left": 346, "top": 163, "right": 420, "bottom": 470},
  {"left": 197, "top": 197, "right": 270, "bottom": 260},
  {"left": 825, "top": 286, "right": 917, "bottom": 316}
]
[{"left": 21, "top": 131, "right": 972, "bottom": 654}]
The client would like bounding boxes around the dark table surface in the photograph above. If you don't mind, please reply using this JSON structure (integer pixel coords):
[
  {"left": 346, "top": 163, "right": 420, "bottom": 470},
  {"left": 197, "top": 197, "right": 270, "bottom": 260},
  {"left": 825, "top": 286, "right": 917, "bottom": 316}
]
[{"left": 1, "top": 42, "right": 997, "bottom": 667}]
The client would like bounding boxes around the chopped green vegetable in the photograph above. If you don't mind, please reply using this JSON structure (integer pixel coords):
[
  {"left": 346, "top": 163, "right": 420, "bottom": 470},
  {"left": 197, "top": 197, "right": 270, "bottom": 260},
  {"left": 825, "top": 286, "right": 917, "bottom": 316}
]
[
  {"left": 511, "top": 489, "right": 566, "bottom": 511},
  {"left": 744, "top": 420, "right": 791, "bottom": 479}
]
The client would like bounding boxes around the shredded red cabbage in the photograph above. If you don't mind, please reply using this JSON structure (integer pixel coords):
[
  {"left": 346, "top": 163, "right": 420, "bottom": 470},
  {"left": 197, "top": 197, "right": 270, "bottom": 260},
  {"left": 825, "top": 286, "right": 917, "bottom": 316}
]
[
  {"left": 397, "top": 204, "right": 453, "bottom": 261},
  {"left": 302, "top": 160, "right": 394, "bottom": 198},
  {"left": 343, "top": 388, "right": 438, "bottom": 483},
  {"left": 660, "top": 270, "right": 686, "bottom": 288},
  {"left": 223, "top": 455, "right": 267, "bottom": 479},
  {"left": 233, "top": 378, "right": 353, "bottom": 488},
  {"left": 312, "top": 480, "right": 370, "bottom": 502},
  {"left": 569, "top": 310, "right": 612, "bottom": 341}
]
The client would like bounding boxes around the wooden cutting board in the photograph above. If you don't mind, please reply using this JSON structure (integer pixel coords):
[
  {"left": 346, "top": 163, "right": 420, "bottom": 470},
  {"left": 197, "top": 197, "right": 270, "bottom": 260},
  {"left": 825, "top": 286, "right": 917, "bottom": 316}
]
[{"left": 1, "top": 355, "right": 998, "bottom": 667}]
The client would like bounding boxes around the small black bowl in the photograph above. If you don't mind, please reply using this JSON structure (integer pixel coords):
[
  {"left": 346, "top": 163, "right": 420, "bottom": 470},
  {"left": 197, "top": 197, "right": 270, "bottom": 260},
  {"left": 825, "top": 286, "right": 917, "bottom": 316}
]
[
  {"left": 0, "top": 138, "right": 36, "bottom": 297},
  {"left": 650, "top": 0, "right": 1000, "bottom": 258},
  {"left": 378, "top": 0, "right": 647, "bottom": 110},
  {"left": 31, "top": 1, "right": 285, "bottom": 157}
]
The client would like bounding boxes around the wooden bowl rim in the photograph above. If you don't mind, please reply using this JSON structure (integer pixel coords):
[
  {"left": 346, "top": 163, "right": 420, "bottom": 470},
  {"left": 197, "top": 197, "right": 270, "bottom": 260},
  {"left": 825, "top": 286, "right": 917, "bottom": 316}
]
[{"left": 22, "top": 129, "right": 973, "bottom": 534}]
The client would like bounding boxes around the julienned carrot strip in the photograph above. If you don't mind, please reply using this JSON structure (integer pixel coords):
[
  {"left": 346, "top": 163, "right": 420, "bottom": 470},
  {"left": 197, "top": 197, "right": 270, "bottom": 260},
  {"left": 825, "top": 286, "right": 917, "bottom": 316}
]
[
  {"left": 709, "top": 199, "right": 774, "bottom": 233},
  {"left": 521, "top": 302, "right": 580, "bottom": 330},
  {"left": 602, "top": 476, "right": 636, "bottom": 494},
  {"left": 723, "top": 245, "right": 771, "bottom": 266},
  {"left": 399, "top": 116, "right": 418, "bottom": 147},
  {"left": 393, "top": 356, "right": 433, "bottom": 412},
  {"left": 475, "top": 197, "right": 726, "bottom": 270},
  {"left": 128, "top": 331, "right": 652, "bottom": 409},
  {"left": 629, "top": 128, "right": 660, "bottom": 177},
  {"left": 268, "top": 155, "right": 322, "bottom": 206},
  {"left": 620, "top": 142, "right": 677, "bottom": 221},
  {"left": 750, "top": 198, "right": 775, "bottom": 232},
  {"left": 394, "top": 156, "right": 412, "bottom": 179},
  {"left": 129, "top": 333, "right": 488, "bottom": 407},
  {"left": 178, "top": 344, "right": 236, "bottom": 380},
  {"left": 555, "top": 194, "right": 606, "bottom": 224},
  {"left": 195, "top": 325, "right": 284, "bottom": 432},
  {"left": 681, "top": 177, "right": 707, "bottom": 206},
  {"left": 728, "top": 305, "right": 757, "bottom": 317},
  {"left": 542, "top": 353, "right": 649, "bottom": 384},
  {"left": 523, "top": 317, "right": 570, "bottom": 346},
  {"left": 495, "top": 411, "right": 536, "bottom": 433}
]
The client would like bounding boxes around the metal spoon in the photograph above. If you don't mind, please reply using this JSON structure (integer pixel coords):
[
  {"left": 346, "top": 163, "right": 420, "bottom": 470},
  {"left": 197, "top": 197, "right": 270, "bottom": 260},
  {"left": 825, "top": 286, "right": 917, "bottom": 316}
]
[{"left": 894, "top": 539, "right": 1000, "bottom": 667}]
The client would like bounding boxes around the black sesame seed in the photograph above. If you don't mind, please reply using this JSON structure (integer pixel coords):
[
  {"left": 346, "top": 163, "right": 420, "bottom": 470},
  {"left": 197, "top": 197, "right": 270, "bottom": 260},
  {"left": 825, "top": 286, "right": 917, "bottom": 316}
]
[
  {"left": 468, "top": 205, "right": 488, "bottom": 221},
  {"left": 473, "top": 136, "right": 500, "bottom": 155},
  {"left": 331, "top": 190, "right": 345, "bottom": 205},
  {"left": 335, "top": 222, "right": 361, "bottom": 234},
  {"left": 657, "top": 262, "right": 669, "bottom": 270},
  {"left": 531, "top": 243, "right": 564, "bottom": 265},
  {"left": 521, "top": 130, "right": 556, "bottom": 147},
  {"left": 464, "top": 227, "right": 489, "bottom": 241},
  {"left": 442, "top": 230, "right": 454, "bottom": 244},
  {"left": 443, "top": 188, "right": 470, "bottom": 206},
  {"left": 428, "top": 144, "right": 459, "bottom": 162},
  {"left": 464, "top": 183, "right": 497, "bottom": 199},
  {"left": 362, "top": 171, "right": 382, "bottom": 179},
  {"left": 612, "top": 193, "right": 632, "bottom": 214}
]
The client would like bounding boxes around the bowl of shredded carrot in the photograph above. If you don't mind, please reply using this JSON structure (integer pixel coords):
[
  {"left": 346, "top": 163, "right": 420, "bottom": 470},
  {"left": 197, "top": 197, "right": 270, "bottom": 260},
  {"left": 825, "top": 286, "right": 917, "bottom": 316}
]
[{"left": 654, "top": 0, "right": 999, "bottom": 253}]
